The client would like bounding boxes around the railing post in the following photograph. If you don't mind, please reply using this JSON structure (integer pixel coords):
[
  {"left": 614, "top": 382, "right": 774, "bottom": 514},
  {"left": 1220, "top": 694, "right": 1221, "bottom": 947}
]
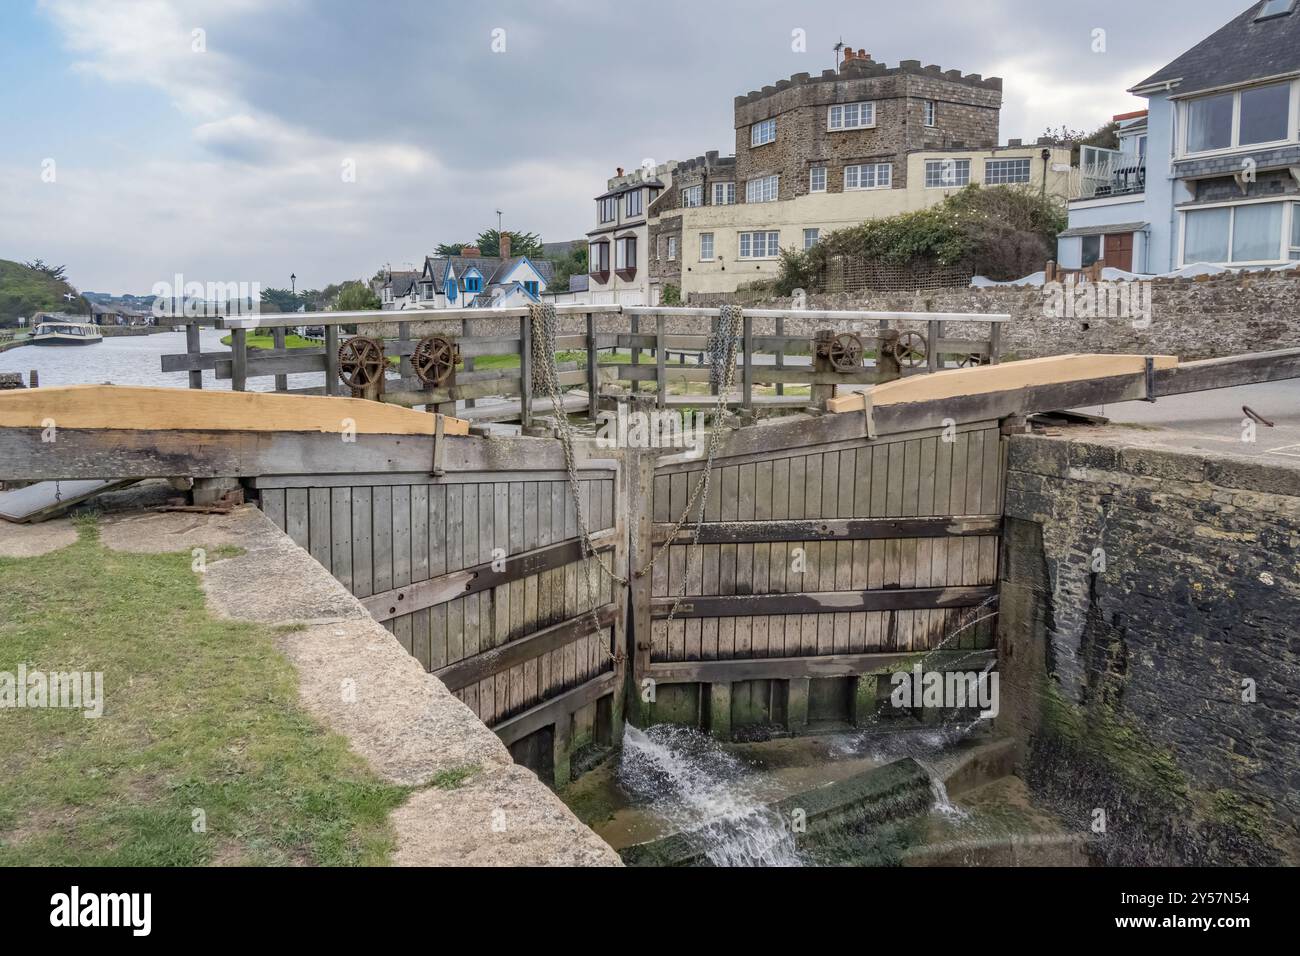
[
  {"left": 630, "top": 312, "right": 640, "bottom": 397},
  {"left": 927, "top": 320, "right": 940, "bottom": 374},
  {"left": 811, "top": 329, "right": 835, "bottom": 409},
  {"left": 462, "top": 318, "right": 475, "bottom": 409},
  {"left": 231, "top": 328, "right": 248, "bottom": 392},
  {"left": 325, "top": 325, "right": 340, "bottom": 396},
  {"left": 398, "top": 321, "right": 412, "bottom": 382},
  {"left": 587, "top": 311, "right": 599, "bottom": 420},
  {"left": 655, "top": 313, "right": 666, "bottom": 409},
  {"left": 989, "top": 321, "right": 1002, "bottom": 365},
  {"left": 742, "top": 314, "right": 753, "bottom": 414},
  {"left": 774, "top": 316, "right": 785, "bottom": 397},
  {"left": 273, "top": 325, "right": 287, "bottom": 392},
  {"left": 520, "top": 314, "right": 533, "bottom": 429},
  {"left": 185, "top": 322, "right": 203, "bottom": 390}
]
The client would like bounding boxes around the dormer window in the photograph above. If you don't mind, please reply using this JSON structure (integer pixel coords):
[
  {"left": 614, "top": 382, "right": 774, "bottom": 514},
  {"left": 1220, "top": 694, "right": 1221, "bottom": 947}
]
[
  {"left": 625, "top": 189, "right": 642, "bottom": 217},
  {"left": 598, "top": 197, "right": 617, "bottom": 223}
]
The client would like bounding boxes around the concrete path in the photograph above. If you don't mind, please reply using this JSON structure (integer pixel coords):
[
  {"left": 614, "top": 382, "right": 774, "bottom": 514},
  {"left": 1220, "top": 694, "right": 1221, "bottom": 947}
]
[
  {"left": 0, "top": 517, "right": 78, "bottom": 557},
  {"left": 94, "top": 505, "right": 621, "bottom": 867}
]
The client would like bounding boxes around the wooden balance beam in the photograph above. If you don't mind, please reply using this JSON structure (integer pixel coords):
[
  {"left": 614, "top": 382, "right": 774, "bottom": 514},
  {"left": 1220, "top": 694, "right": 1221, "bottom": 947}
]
[
  {"left": 0, "top": 385, "right": 471, "bottom": 484},
  {"left": 0, "top": 385, "right": 469, "bottom": 436}
]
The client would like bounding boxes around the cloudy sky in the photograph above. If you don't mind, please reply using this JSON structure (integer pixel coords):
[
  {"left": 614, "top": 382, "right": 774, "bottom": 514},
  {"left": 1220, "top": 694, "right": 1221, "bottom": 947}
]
[{"left": 0, "top": 0, "right": 1245, "bottom": 294}]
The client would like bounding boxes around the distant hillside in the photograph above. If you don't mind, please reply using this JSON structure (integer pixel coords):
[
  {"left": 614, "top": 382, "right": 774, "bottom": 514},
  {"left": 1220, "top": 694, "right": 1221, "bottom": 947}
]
[{"left": 0, "top": 259, "right": 92, "bottom": 326}]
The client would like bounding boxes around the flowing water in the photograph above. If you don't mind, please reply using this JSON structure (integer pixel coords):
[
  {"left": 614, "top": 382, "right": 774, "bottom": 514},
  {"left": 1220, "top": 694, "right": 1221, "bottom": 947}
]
[{"left": 619, "top": 724, "right": 803, "bottom": 866}]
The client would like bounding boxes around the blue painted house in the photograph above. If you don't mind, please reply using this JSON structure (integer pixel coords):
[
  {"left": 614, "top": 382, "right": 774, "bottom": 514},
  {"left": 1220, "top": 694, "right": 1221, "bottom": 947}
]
[
  {"left": 410, "top": 244, "right": 555, "bottom": 310},
  {"left": 1058, "top": 0, "right": 1300, "bottom": 274}
]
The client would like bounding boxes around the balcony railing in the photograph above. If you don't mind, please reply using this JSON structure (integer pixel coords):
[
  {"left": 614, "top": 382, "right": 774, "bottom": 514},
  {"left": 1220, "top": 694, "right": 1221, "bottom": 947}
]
[{"left": 1078, "top": 151, "right": 1146, "bottom": 200}]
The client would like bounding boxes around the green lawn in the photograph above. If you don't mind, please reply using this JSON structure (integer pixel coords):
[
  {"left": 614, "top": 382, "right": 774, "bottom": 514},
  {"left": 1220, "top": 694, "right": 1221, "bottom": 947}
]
[
  {"left": 218, "top": 332, "right": 319, "bottom": 350},
  {"left": 0, "top": 521, "right": 408, "bottom": 866}
]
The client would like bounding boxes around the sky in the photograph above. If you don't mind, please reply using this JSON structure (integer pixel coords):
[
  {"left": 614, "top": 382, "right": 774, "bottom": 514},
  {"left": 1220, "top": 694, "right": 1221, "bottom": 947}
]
[{"left": 0, "top": 0, "right": 1248, "bottom": 294}]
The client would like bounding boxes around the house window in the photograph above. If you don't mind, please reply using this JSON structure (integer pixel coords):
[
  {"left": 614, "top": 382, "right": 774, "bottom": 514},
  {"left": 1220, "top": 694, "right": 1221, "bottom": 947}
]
[
  {"left": 667, "top": 237, "right": 678, "bottom": 261},
  {"left": 700, "top": 233, "right": 714, "bottom": 260},
  {"left": 925, "top": 158, "right": 971, "bottom": 187},
  {"left": 1185, "top": 81, "right": 1293, "bottom": 154},
  {"left": 985, "top": 158, "right": 1032, "bottom": 185},
  {"left": 464, "top": 275, "right": 482, "bottom": 293},
  {"left": 598, "top": 197, "right": 617, "bottom": 223},
  {"left": 745, "top": 174, "right": 779, "bottom": 203},
  {"left": 738, "top": 231, "right": 780, "bottom": 259},
  {"left": 803, "top": 228, "right": 820, "bottom": 250},
  {"left": 1081, "top": 236, "right": 1101, "bottom": 268},
  {"left": 615, "top": 236, "right": 637, "bottom": 276},
  {"left": 589, "top": 241, "right": 610, "bottom": 278},
  {"left": 809, "top": 166, "right": 827, "bottom": 192},
  {"left": 625, "top": 189, "right": 642, "bottom": 217},
  {"left": 712, "top": 182, "right": 735, "bottom": 205},
  {"left": 1183, "top": 202, "right": 1287, "bottom": 265},
  {"left": 751, "top": 118, "right": 777, "bottom": 147},
  {"left": 681, "top": 185, "right": 703, "bottom": 208},
  {"left": 828, "top": 101, "right": 876, "bottom": 130},
  {"left": 924, "top": 100, "right": 937, "bottom": 127},
  {"left": 523, "top": 280, "right": 539, "bottom": 296},
  {"left": 1292, "top": 204, "right": 1300, "bottom": 259},
  {"left": 844, "top": 163, "right": 892, "bottom": 190}
]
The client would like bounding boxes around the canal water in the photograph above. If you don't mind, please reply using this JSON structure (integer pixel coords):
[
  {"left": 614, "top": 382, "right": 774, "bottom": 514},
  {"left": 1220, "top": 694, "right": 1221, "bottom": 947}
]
[{"left": 0, "top": 330, "right": 322, "bottom": 392}]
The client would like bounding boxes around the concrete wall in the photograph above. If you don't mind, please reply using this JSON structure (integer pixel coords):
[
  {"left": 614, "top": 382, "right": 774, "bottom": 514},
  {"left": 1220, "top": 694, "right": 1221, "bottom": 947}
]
[
  {"left": 997, "top": 431, "right": 1300, "bottom": 865},
  {"left": 717, "top": 268, "right": 1300, "bottom": 360}
]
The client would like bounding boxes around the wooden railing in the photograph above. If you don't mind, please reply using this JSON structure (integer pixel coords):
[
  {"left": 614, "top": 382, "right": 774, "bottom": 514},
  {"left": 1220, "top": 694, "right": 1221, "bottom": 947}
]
[{"left": 161, "top": 304, "right": 1009, "bottom": 424}]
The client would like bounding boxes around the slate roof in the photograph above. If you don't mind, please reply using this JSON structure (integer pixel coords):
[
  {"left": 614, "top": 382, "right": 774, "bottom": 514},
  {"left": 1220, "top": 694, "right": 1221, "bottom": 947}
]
[
  {"left": 430, "top": 255, "right": 555, "bottom": 290},
  {"left": 1132, "top": 1, "right": 1300, "bottom": 96}
]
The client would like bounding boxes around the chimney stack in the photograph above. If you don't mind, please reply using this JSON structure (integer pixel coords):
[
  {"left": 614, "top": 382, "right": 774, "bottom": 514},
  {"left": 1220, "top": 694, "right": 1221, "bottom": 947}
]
[
  {"left": 616, "top": 167, "right": 624, "bottom": 177},
  {"left": 499, "top": 232, "right": 511, "bottom": 260},
  {"left": 462, "top": 245, "right": 480, "bottom": 258}
]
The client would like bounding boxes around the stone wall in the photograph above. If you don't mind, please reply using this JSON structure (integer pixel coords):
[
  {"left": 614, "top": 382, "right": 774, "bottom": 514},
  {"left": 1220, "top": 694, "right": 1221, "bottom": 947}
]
[
  {"left": 695, "top": 268, "right": 1300, "bottom": 360},
  {"left": 998, "top": 430, "right": 1300, "bottom": 865}
]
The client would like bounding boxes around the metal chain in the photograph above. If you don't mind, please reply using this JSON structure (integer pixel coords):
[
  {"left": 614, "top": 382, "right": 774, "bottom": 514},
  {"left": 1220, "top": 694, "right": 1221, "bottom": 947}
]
[{"left": 527, "top": 303, "right": 744, "bottom": 634}]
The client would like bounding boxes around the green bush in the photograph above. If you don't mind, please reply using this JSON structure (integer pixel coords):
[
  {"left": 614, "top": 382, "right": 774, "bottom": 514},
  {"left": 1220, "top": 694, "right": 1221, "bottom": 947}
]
[
  {"left": 661, "top": 283, "right": 682, "bottom": 306},
  {"left": 775, "top": 185, "right": 1067, "bottom": 294}
]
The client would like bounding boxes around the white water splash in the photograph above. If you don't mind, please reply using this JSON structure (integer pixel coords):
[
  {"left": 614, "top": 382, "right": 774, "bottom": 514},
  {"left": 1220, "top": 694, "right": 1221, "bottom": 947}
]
[
  {"left": 620, "top": 724, "right": 803, "bottom": 867},
  {"left": 927, "top": 774, "right": 971, "bottom": 821}
]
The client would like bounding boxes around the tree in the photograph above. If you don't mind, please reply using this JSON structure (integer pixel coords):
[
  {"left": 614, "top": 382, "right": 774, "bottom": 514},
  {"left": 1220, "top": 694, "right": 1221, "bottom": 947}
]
[
  {"left": 260, "top": 287, "right": 311, "bottom": 313},
  {"left": 23, "top": 259, "right": 68, "bottom": 281},
  {"left": 547, "top": 243, "right": 588, "bottom": 291},
  {"left": 435, "top": 243, "right": 465, "bottom": 256},
  {"left": 335, "top": 280, "right": 381, "bottom": 311},
  {"left": 1041, "top": 122, "right": 1120, "bottom": 164},
  {"left": 477, "top": 229, "right": 544, "bottom": 258}
]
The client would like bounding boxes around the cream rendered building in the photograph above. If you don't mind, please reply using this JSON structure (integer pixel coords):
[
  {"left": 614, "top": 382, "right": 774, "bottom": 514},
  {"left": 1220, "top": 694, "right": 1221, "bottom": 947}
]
[{"left": 672, "top": 144, "right": 1075, "bottom": 296}]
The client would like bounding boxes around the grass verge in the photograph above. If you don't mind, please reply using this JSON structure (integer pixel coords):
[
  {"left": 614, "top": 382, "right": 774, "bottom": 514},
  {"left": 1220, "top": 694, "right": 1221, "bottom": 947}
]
[{"left": 0, "top": 520, "right": 408, "bottom": 866}]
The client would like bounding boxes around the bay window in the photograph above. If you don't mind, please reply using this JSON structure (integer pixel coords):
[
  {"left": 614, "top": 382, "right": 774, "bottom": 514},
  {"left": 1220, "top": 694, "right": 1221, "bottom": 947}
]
[
  {"left": 1184, "top": 81, "right": 1294, "bottom": 154},
  {"left": 589, "top": 241, "right": 610, "bottom": 279},
  {"left": 1182, "top": 201, "right": 1291, "bottom": 265},
  {"left": 615, "top": 236, "right": 637, "bottom": 277},
  {"left": 597, "top": 197, "right": 617, "bottom": 223},
  {"left": 1292, "top": 204, "right": 1300, "bottom": 260},
  {"left": 624, "top": 189, "right": 642, "bottom": 217}
]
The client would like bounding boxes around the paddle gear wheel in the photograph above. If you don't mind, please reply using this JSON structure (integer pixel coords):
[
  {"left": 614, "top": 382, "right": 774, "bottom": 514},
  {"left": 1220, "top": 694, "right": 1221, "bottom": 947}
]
[
  {"left": 412, "top": 335, "right": 459, "bottom": 387},
  {"left": 821, "top": 331, "right": 865, "bottom": 372},
  {"left": 337, "top": 336, "right": 387, "bottom": 391},
  {"left": 893, "top": 331, "right": 929, "bottom": 368}
]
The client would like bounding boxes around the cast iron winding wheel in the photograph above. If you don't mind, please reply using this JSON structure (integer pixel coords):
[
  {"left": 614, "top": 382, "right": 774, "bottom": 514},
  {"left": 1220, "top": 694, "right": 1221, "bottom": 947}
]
[
  {"left": 826, "top": 331, "right": 864, "bottom": 372},
  {"left": 337, "top": 336, "right": 386, "bottom": 390},
  {"left": 893, "top": 330, "right": 929, "bottom": 368},
  {"left": 411, "top": 335, "right": 458, "bottom": 387}
]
